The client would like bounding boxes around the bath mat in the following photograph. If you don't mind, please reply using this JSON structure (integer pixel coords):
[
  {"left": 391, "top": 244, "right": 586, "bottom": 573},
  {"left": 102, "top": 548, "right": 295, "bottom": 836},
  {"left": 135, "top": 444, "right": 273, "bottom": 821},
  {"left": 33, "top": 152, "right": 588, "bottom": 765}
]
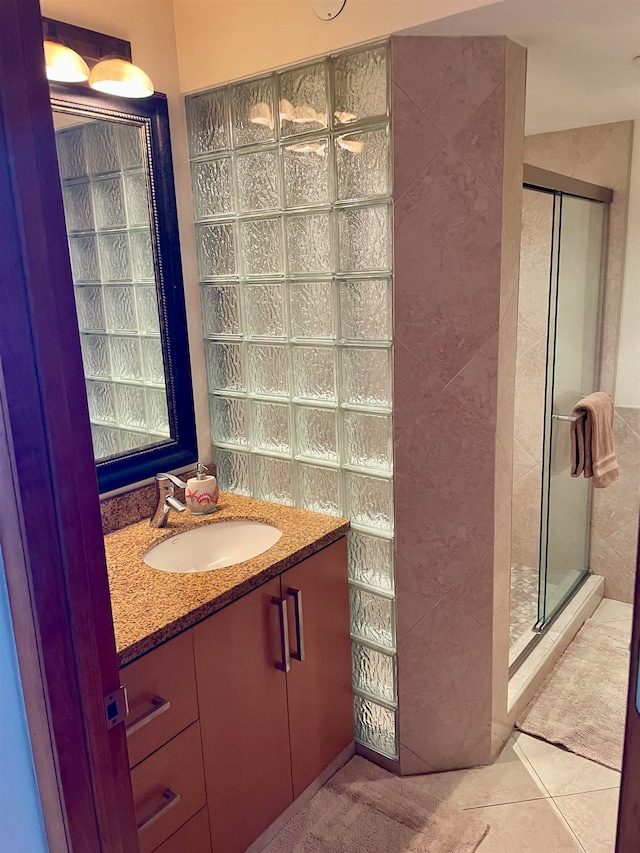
[
  {"left": 263, "top": 756, "right": 489, "bottom": 853},
  {"left": 517, "top": 618, "right": 629, "bottom": 770}
]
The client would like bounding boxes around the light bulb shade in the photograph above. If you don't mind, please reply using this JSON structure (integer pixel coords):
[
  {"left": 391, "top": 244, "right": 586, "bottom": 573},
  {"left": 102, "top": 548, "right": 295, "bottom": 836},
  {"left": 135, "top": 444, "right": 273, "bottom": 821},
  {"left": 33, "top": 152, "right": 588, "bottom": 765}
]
[
  {"left": 44, "top": 40, "right": 90, "bottom": 83},
  {"left": 89, "top": 58, "right": 154, "bottom": 99}
]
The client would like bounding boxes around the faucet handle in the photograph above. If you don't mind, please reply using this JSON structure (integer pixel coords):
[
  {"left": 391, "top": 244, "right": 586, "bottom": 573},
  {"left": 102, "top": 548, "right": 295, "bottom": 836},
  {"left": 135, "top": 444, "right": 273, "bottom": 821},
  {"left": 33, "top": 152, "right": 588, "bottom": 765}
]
[{"left": 155, "top": 472, "right": 188, "bottom": 489}]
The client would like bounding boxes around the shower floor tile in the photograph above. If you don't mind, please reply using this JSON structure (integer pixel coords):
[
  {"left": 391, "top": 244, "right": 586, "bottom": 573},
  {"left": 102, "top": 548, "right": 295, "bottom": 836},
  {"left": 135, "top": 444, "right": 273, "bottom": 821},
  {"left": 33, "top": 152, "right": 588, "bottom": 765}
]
[{"left": 510, "top": 564, "right": 538, "bottom": 648}]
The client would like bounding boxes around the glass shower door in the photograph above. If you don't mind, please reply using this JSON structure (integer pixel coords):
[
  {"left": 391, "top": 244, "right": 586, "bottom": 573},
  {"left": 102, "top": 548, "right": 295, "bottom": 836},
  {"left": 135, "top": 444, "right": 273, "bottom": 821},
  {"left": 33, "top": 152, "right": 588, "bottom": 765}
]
[{"left": 538, "top": 194, "right": 606, "bottom": 625}]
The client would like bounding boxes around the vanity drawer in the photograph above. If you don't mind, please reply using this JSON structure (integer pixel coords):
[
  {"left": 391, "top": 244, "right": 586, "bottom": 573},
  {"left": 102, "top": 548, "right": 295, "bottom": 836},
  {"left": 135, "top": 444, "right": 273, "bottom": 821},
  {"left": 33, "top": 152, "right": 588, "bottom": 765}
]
[
  {"left": 132, "top": 721, "right": 206, "bottom": 853},
  {"left": 153, "top": 806, "right": 211, "bottom": 853},
  {"left": 121, "top": 630, "right": 198, "bottom": 767}
]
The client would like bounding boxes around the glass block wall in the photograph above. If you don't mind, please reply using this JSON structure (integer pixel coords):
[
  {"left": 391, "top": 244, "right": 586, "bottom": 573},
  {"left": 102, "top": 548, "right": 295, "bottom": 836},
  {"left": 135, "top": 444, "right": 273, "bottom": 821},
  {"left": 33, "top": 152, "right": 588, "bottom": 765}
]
[
  {"left": 186, "top": 42, "right": 397, "bottom": 759},
  {"left": 54, "top": 119, "right": 169, "bottom": 460}
]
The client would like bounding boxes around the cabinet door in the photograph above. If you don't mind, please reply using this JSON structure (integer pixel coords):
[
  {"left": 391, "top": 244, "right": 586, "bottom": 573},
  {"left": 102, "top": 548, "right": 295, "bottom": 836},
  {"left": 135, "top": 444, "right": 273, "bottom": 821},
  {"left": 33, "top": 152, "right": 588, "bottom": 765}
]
[
  {"left": 283, "top": 538, "right": 353, "bottom": 798},
  {"left": 194, "top": 577, "right": 293, "bottom": 853}
]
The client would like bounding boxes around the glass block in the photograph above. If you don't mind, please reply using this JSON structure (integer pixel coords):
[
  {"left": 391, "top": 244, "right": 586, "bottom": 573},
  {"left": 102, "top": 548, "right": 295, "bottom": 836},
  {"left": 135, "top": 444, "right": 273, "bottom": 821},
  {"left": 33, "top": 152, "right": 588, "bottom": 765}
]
[
  {"left": 115, "top": 383, "right": 146, "bottom": 429},
  {"left": 296, "top": 462, "right": 340, "bottom": 516},
  {"left": 215, "top": 447, "right": 251, "bottom": 495},
  {"left": 252, "top": 400, "right": 291, "bottom": 454},
  {"left": 98, "top": 232, "right": 131, "bottom": 281},
  {"left": 91, "top": 424, "right": 120, "bottom": 459},
  {"left": 92, "top": 177, "right": 125, "bottom": 230},
  {"left": 117, "top": 124, "right": 144, "bottom": 170},
  {"left": 231, "top": 77, "right": 276, "bottom": 147},
  {"left": 342, "top": 410, "right": 392, "bottom": 472},
  {"left": 285, "top": 212, "right": 331, "bottom": 275},
  {"left": 191, "top": 157, "right": 233, "bottom": 220},
  {"left": 239, "top": 218, "right": 282, "bottom": 277},
  {"left": 353, "top": 694, "right": 397, "bottom": 759},
  {"left": 282, "top": 139, "right": 330, "bottom": 208},
  {"left": 62, "top": 181, "right": 93, "bottom": 232},
  {"left": 124, "top": 172, "right": 150, "bottom": 227},
  {"left": 352, "top": 642, "right": 396, "bottom": 704},
  {"left": 248, "top": 344, "right": 288, "bottom": 398},
  {"left": 197, "top": 223, "right": 236, "bottom": 278},
  {"left": 236, "top": 149, "right": 280, "bottom": 212},
  {"left": 136, "top": 286, "right": 161, "bottom": 336},
  {"left": 292, "top": 346, "right": 336, "bottom": 402},
  {"left": 186, "top": 89, "right": 229, "bottom": 156},
  {"left": 201, "top": 284, "right": 241, "bottom": 338},
  {"left": 333, "top": 46, "right": 388, "bottom": 127},
  {"left": 140, "top": 337, "right": 165, "bottom": 385},
  {"left": 103, "top": 286, "right": 136, "bottom": 333},
  {"left": 109, "top": 335, "right": 143, "bottom": 381},
  {"left": 295, "top": 406, "right": 338, "bottom": 463},
  {"left": 75, "top": 285, "right": 105, "bottom": 331},
  {"left": 85, "top": 121, "right": 120, "bottom": 175},
  {"left": 205, "top": 341, "right": 246, "bottom": 392},
  {"left": 119, "top": 430, "right": 148, "bottom": 453},
  {"left": 336, "top": 127, "right": 390, "bottom": 201},
  {"left": 339, "top": 279, "right": 391, "bottom": 342},
  {"left": 146, "top": 387, "right": 170, "bottom": 434},
  {"left": 130, "top": 230, "right": 155, "bottom": 281},
  {"left": 245, "top": 283, "right": 285, "bottom": 338},
  {"left": 345, "top": 471, "right": 393, "bottom": 534},
  {"left": 55, "top": 128, "right": 86, "bottom": 180},
  {"left": 86, "top": 380, "right": 115, "bottom": 423},
  {"left": 338, "top": 205, "right": 390, "bottom": 272},
  {"left": 253, "top": 455, "right": 293, "bottom": 505},
  {"left": 80, "top": 334, "right": 109, "bottom": 378},
  {"left": 68, "top": 235, "right": 99, "bottom": 282},
  {"left": 348, "top": 530, "right": 394, "bottom": 592},
  {"left": 210, "top": 395, "right": 249, "bottom": 447},
  {"left": 349, "top": 586, "right": 394, "bottom": 648},
  {"left": 279, "top": 62, "right": 328, "bottom": 136},
  {"left": 289, "top": 281, "right": 335, "bottom": 340},
  {"left": 341, "top": 347, "right": 391, "bottom": 409}
]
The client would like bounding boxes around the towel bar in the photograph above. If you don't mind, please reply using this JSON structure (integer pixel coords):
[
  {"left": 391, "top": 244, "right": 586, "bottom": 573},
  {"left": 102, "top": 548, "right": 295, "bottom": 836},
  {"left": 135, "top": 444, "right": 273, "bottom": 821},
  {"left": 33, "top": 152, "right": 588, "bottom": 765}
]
[{"left": 552, "top": 414, "right": 580, "bottom": 422}]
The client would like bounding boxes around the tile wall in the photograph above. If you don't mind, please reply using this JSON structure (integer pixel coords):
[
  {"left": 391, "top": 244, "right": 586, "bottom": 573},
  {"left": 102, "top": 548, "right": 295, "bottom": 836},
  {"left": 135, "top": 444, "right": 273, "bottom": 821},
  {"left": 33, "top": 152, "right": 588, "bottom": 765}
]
[{"left": 186, "top": 43, "right": 398, "bottom": 759}]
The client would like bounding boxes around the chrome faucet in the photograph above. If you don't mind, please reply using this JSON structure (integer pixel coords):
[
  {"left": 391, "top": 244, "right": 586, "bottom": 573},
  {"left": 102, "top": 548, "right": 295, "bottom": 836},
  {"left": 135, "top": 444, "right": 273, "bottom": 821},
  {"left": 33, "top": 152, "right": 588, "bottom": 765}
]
[{"left": 150, "top": 472, "right": 188, "bottom": 528}]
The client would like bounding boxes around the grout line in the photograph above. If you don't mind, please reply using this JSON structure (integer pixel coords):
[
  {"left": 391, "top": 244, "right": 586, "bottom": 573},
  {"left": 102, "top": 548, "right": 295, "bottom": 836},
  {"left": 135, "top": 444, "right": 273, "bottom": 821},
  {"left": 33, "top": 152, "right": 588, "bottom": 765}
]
[
  {"left": 552, "top": 786, "right": 620, "bottom": 801},
  {"left": 461, "top": 794, "right": 550, "bottom": 812}
]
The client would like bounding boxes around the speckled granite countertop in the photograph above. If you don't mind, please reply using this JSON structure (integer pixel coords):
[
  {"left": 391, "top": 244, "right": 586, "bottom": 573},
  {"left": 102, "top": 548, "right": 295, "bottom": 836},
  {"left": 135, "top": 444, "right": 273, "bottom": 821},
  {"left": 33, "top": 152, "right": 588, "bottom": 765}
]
[{"left": 105, "top": 492, "right": 349, "bottom": 667}]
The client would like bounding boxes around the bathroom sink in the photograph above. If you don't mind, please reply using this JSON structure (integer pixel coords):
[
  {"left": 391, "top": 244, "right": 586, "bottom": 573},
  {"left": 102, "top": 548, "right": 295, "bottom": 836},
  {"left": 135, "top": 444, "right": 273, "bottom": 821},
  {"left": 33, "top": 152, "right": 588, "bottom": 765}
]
[{"left": 144, "top": 520, "right": 282, "bottom": 573}]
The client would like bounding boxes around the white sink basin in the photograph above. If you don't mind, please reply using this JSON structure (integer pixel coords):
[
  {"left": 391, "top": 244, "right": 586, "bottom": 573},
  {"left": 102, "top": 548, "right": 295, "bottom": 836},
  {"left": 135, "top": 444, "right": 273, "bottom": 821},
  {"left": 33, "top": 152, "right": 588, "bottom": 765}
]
[{"left": 144, "top": 520, "right": 282, "bottom": 573}]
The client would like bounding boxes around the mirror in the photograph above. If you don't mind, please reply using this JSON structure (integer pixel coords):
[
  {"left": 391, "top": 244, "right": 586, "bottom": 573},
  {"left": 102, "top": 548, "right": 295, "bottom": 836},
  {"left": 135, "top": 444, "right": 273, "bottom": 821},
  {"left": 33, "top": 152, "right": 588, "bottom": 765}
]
[{"left": 50, "top": 84, "right": 196, "bottom": 492}]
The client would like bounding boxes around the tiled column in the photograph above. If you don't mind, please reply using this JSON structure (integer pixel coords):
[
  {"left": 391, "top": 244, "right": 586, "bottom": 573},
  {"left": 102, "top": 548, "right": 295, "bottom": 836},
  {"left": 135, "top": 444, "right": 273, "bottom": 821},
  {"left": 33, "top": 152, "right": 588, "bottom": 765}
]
[{"left": 391, "top": 35, "right": 526, "bottom": 772}]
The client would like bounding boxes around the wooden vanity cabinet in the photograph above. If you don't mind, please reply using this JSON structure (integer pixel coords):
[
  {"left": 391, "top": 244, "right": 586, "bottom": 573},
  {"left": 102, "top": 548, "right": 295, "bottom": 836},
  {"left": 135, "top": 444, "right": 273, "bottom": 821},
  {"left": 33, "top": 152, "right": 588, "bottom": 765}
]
[{"left": 194, "top": 537, "right": 352, "bottom": 853}]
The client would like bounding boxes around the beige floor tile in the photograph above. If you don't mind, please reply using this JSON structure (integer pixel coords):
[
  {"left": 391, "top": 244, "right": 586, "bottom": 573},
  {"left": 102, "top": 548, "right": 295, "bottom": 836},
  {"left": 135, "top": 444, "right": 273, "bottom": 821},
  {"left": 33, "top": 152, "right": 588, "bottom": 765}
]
[
  {"left": 605, "top": 620, "right": 633, "bottom": 643},
  {"left": 592, "top": 599, "right": 634, "bottom": 624},
  {"left": 513, "top": 733, "right": 620, "bottom": 796},
  {"left": 408, "top": 737, "right": 548, "bottom": 809},
  {"left": 554, "top": 787, "right": 620, "bottom": 853},
  {"left": 474, "top": 798, "right": 583, "bottom": 852}
]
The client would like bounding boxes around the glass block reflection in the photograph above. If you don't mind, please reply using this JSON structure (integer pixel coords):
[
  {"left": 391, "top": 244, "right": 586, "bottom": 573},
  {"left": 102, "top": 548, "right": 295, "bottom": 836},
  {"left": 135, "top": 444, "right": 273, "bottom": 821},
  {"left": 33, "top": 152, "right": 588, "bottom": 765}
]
[
  {"left": 231, "top": 77, "right": 276, "bottom": 147},
  {"left": 98, "top": 232, "right": 131, "bottom": 281},
  {"left": 136, "top": 286, "right": 161, "bottom": 336},
  {"left": 91, "top": 424, "right": 120, "bottom": 460},
  {"left": 338, "top": 205, "right": 390, "bottom": 273},
  {"left": 62, "top": 182, "right": 93, "bottom": 232},
  {"left": 75, "top": 286, "right": 105, "bottom": 332},
  {"left": 341, "top": 347, "right": 391, "bottom": 409},
  {"left": 336, "top": 128, "right": 390, "bottom": 201},
  {"left": 186, "top": 89, "right": 229, "bottom": 156},
  {"left": 353, "top": 694, "right": 397, "bottom": 759},
  {"left": 236, "top": 149, "right": 280, "bottom": 212},
  {"left": 345, "top": 471, "right": 393, "bottom": 534},
  {"left": 282, "top": 140, "right": 330, "bottom": 208},
  {"left": 80, "top": 334, "right": 110, "bottom": 378},
  {"left": 352, "top": 643, "right": 395, "bottom": 704},
  {"left": 348, "top": 530, "right": 393, "bottom": 592},
  {"left": 130, "top": 230, "right": 155, "bottom": 281},
  {"left": 115, "top": 383, "right": 146, "bottom": 429},
  {"left": 103, "top": 286, "right": 136, "bottom": 333},
  {"left": 253, "top": 455, "right": 293, "bottom": 505},
  {"left": 296, "top": 463, "right": 340, "bottom": 516},
  {"left": 86, "top": 380, "right": 116, "bottom": 423},
  {"left": 124, "top": 172, "right": 150, "bottom": 227},
  {"left": 210, "top": 395, "right": 249, "bottom": 447},
  {"left": 146, "top": 387, "right": 170, "bottom": 435},
  {"left": 248, "top": 344, "right": 288, "bottom": 398},
  {"left": 295, "top": 406, "right": 338, "bottom": 463},
  {"left": 252, "top": 400, "right": 290, "bottom": 454},
  {"left": 333, "top": 46, "right": 388, "bottom": 127},
  {"left": 349, "top": 586, "right": 394, "bottom": 649},
  {"left": 192, "top": 157, "right": 233, "bottom": 219},
  {"left": 340, "top": 279, "right": 391, "bottom": 342},
  {"left": 289, "top": 281, "right": 335, "bottom": 340},
  {"left": 285, "top": 212, "right": 331, "bottom": 275},
  {"left": 293, "top": 346, "right": 336, "bottom": 402},
  {"left": 343, "top": 410, "right": 392, "bottom": 472},
  {"left": 239, "top": 218, "right": 282, "bottom": 277},
  {"left": 141, "top": 337, "right": 165, "bottom": 384},
  {"left": 279, "top": 62, "right": 328, "bottom": 136},
  {"left": 56, "top": 128, "right": 86, "bottom": 180},
  {"left": 109, "top": 336, "right": 143, "bottom": 381},
  {"left": 245, "top": 283, "right": 285, "bottom": 338},
  {"left": 69, "top": 235, "right": 99, "bottom": 282},
  {"left": 201, "top": 284, "right": 241, "bottom": 338},
  {"left": 85, "top": 121, "right": 120, "bottom": 175},
  {"left": 215, "top": 447, "right": 251, "bottom": 495},
  {"left": 92, "top": 177, "right": 125, "bottom": 230}
]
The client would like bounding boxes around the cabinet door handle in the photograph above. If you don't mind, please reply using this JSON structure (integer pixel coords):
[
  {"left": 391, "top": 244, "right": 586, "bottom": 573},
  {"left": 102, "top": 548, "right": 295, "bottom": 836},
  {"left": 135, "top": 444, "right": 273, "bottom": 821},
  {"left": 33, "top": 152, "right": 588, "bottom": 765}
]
[
  {"left": 125, "top": 695, "right": 171, "bottom": 736},
  {"left": 287, "top": 588, "right": 305, "bottom": 662},
  {"left": 136, "top": 788, "right": 181, "bottom": 833},
  {"left": 272, "top": 596, "right": 290, "bottom": 673}
]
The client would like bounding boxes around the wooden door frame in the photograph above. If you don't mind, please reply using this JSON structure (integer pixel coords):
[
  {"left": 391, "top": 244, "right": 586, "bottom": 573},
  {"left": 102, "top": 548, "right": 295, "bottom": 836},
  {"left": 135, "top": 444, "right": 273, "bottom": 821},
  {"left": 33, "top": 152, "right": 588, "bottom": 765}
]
[{"left": 0, "top": 0, "right": 137, "bottom": 849}]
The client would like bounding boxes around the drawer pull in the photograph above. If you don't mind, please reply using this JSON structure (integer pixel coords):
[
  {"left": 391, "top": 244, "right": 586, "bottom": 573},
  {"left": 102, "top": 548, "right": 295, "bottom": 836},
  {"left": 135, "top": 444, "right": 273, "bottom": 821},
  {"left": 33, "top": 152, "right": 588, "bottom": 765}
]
[
  {"left": 272, "top": 596, "right": 290, "bottom": 673},
  {"left": 287, "top": 588, "right": 305, "bottom": 662},
  {"left": 126, "top": 695, "right": 171, "bottom": 736},
  {"left": 137, "top": 788, "right": 181, "bottom": 833}
]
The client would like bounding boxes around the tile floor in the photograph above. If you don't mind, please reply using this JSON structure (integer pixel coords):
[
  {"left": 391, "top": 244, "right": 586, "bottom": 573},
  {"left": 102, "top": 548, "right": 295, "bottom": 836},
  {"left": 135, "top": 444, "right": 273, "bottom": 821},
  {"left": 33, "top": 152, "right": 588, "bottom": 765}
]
[{"left": 430, "top": 597, "right": 631, "bottom": 852}]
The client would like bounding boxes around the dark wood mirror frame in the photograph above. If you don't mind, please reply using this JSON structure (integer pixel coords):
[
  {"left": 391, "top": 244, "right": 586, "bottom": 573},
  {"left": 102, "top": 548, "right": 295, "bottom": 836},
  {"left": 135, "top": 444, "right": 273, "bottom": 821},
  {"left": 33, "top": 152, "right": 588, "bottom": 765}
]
[{"left": 50, "top": 83, "right": 197, "bottom": 493}]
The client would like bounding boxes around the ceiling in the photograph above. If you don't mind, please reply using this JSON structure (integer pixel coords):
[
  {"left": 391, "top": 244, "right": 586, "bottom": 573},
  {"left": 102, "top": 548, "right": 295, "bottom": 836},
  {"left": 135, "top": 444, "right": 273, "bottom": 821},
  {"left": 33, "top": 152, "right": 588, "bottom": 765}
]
[{"left": 401, "top": 0, "right": 640, "bottom": 134}]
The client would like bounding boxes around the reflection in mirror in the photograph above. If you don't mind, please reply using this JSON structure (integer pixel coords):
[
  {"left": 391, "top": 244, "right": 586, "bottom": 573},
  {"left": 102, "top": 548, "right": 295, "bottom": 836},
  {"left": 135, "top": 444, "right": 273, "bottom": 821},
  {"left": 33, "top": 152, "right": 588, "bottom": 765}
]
[{"left": 52, "top": 111, "right": 169, "bottom": 461}]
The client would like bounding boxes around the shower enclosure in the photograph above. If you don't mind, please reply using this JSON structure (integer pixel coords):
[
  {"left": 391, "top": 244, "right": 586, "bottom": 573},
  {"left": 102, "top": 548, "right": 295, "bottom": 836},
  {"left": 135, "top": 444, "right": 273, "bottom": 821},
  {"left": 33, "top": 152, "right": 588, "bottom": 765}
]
[{"left": 510, "top": 167, "right": 610, "bottom": 659}]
